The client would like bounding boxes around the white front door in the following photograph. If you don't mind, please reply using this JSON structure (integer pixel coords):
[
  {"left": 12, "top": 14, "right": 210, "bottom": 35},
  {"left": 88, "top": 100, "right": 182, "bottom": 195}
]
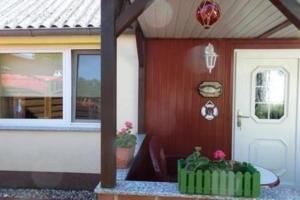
[{"left": 234, "top": 50, "right": 300, "bottom": 186}]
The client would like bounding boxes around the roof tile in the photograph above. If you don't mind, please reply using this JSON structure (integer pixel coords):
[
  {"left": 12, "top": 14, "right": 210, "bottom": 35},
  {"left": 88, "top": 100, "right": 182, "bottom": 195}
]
[{"left": 0, "top": 0, "right": 100, "bottom": 30}]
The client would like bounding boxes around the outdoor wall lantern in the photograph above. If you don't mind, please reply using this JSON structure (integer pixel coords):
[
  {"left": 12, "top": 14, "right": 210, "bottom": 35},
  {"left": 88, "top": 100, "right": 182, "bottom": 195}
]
[{"left": 204, "top": 43, "right": 218, "bottom": 74}]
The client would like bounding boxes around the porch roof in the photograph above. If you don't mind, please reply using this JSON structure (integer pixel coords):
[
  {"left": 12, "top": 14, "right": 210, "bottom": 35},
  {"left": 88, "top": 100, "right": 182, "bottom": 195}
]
[{"left": 138, "top": 0, "right": 300, "bottom": 39}]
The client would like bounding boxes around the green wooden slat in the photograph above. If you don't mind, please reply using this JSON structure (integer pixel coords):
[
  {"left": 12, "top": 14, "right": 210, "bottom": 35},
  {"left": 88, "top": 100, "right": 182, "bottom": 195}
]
[
  {"left": 227, "top": 171, "right": 235, "bottom": 196},
  {"left": 177, "top": 160, "right": 182, "bottom": 185},
  {"left": 211, "top": 171, "right": 219, "bottom": 195},
  {"left": 178, "top": 160, "right": 182, "bottom": 192},
  {"left": 235, "top": 172, "right": 243, "bottom": 196},
  {"left": 179, "top": 168, "right": 187, "bottom": 193},
  {"left": 203, "top": 170, "right": 211, "bottom": 194},
  {"left": 188, "top": 171, "right": 195, "bottom": 194},
  {"left": 252, "top": 172, "right": 261, "bottom": 197},
  {"left": 219, "top": 171, "right": 227, "bottom": 195},
  {"left": 244, "top": 172, "right": 251, "bottom": 197},
  {"left": 196, "top": 170, "right": 203, "bottom": 194}
]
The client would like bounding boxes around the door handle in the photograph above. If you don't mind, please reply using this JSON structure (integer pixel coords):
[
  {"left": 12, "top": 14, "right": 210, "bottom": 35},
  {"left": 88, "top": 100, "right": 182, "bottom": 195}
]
[
  {"left": 237, "top": 110, "right": 250, "bottom": 128},
  {"left": 238, "top": 114, "right": 250, "bottom": 118}
]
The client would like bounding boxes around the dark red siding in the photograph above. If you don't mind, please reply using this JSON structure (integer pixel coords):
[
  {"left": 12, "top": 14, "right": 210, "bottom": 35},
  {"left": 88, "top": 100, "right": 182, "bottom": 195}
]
[
  {"left": 145, "top": 39, "right": 232, "bottom": 159},
  {"left": 144, "top": 39, "right": 300, "bottom": 160}
]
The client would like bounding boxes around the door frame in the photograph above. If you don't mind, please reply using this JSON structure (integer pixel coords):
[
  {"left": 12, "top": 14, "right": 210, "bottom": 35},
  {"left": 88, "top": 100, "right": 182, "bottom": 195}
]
[{"left": 232, "top": 49, "right": 300, "bottom": 188}]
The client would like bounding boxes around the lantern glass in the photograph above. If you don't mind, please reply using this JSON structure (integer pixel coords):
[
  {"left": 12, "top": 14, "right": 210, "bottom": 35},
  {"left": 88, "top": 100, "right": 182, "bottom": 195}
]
[{"left": 204, "top": 43, "right": 218, "bottom": 73}]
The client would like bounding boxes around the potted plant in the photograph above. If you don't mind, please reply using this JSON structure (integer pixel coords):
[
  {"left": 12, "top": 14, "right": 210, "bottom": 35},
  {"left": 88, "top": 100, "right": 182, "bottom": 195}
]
[
  {"left": 116, "top": 121, "right": 137, "bottom": 169},
  {"left": 178, "top": 147, "right": 260, "bottom": 197}
]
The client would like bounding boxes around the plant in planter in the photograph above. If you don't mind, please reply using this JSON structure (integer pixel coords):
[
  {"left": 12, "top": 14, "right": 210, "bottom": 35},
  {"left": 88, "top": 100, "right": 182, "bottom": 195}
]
[
  {"left": 178, "top": 147, "right": 260, "bottom": 197},
  {"left": 116, "top": 121, "right": 137, "bottom": 169}
]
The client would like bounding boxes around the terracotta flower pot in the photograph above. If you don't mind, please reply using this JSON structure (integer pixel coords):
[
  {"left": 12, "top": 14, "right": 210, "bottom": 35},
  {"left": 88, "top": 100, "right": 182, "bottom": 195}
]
[{"left": 116, "top": 146, "right": 135, "bottom": 169}]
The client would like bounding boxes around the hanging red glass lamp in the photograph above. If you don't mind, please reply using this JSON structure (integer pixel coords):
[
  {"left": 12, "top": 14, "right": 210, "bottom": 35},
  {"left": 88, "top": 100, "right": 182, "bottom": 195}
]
[{"left": 196, "top": 0, "right": 221, "bottom": 29}]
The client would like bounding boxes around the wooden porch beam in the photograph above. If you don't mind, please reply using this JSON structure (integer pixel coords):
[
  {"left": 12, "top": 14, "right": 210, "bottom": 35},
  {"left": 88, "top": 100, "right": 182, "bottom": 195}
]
[
  {"left": 101, "top": 0, "right": 118, "bottom": 188},
  {"left": 116, "top": 0, "right": 154, "bottom": 37},
  {"left": 269, "top": 0, "right": 300, "bottom": 29},
  {"left": 258, "top": 20, "right": 291, "bottom": 38}
]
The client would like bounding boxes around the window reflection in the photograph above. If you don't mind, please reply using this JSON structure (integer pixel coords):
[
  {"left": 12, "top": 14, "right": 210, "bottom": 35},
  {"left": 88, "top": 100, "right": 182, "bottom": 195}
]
[
  {"left": 0, "top": 53, "right": 63, "bottom": 119},
  {"left": 75, "top": 54, "right": 101, "bottom": 121},
  {"left": 268, "top": 70, "right": 285, "bottom": 104}
]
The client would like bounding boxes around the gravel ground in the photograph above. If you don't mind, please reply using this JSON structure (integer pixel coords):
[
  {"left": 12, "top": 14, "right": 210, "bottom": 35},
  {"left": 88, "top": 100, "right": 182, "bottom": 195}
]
[
  {"left": 0, "top": 185, "right": 298, "bottom": 200},
  {"left": 0, "top": 189, "right": 96, "bottom": 200}
]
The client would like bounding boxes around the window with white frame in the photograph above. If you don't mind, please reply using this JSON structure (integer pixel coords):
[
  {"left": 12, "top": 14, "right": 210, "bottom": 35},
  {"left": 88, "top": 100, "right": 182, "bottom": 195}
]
[{"left": 0, "top": 48, "right": 100, "bottom": 128}]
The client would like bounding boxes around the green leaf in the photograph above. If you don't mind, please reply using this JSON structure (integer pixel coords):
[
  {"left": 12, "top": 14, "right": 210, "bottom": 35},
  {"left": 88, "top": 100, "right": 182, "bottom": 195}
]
[{"left": 115, "top": 133, "right": 137, "bottom": 148}]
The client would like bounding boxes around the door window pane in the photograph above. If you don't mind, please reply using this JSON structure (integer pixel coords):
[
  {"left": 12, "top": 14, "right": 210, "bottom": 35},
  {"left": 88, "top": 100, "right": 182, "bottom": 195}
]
[
  {"left": 255, "top": 87, "right": 267, "bottom": 102},
  {"left": 254, "top": 69, "right": 286, "bottom": 120},
  {"left": 256, "top": 72, "right": 266, "bottom": 86},
  {"left": 0, "top": 53, "right": 63, "bottom": 119},
  {"left": 73, "top": 51, "right": 100, "bottom": 121},
  {"left": 255, "top": 103, "right": 268, "bottom": 119},
  {"left": 270, "top": 104, "right": 284, "bottom": 119}
]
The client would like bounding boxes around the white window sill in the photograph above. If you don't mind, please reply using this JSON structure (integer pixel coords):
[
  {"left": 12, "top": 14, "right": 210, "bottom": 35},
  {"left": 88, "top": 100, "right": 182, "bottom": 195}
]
[{"left": 0, "top": 125, "right": 100, "bottom": 132}]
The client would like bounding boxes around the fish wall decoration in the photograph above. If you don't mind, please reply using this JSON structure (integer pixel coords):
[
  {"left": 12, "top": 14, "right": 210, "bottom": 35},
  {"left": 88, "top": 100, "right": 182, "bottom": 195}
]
[{"left": 198, "top": 81, "right": 222, "bottom": 98}]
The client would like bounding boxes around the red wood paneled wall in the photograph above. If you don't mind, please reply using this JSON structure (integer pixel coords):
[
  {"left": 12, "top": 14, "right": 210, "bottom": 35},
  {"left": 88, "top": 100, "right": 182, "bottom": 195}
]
[
  {"left": 144, "top": 39, "right": 300, "bottom": 159},
  {"left": 145, "top": 39, "right": 232, "bottom": 159}
]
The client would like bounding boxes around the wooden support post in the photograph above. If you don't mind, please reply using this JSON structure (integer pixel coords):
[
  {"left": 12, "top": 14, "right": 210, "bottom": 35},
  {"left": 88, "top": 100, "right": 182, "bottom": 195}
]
[
  {"left": 101, "top": 0, "right": 117, "bottom": 188},
  {"left": 100, "top": 0, "right": 153, "bottom": 188},
  {"left": 136, "top": 25, "right": 146, "bottom": 133}
]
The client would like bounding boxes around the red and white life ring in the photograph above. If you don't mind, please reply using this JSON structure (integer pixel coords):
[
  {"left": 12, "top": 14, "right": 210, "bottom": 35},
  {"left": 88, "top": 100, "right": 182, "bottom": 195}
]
[{"left": 201, "top": 100, "right": 218, "bottom": 120}]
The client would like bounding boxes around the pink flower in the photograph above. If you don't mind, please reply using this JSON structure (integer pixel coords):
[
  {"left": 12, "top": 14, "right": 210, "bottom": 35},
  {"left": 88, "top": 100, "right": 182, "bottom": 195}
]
[
  {"left": 125, "top": 121, "right": 133, "bottom": 129},
  {"left": 214, "top": 150, "right": 226, "bottom": 160},
  {"left": 120, "top": 128, "right": 127, "bottom": 134}
]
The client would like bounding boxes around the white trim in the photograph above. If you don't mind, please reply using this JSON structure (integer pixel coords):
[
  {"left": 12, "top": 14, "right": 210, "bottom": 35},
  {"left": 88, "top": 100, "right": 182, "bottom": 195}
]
[
  {"left": 0, "top": 45, "right": 100, "bottom": 129},
  {"left": 234, "top": 49, "right": 300, "bottom": 59},
  {"left": 232, "top": 51, "right": 238, "bottom": 160},
  {"left": 64, "top": 48, "right": 72, "bottom": 126},
  {"left": 296, "top": 58, "right": 300, "bottom": 189}
]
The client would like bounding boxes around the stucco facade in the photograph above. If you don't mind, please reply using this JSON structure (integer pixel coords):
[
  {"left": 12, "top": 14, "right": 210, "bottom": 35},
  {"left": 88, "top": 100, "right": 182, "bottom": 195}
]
[{"left": 0, "top": 34, "right": 138, "bottom": 174}]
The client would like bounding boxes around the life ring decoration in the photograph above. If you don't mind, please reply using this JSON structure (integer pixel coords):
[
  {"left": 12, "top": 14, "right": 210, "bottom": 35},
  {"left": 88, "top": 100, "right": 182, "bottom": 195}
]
[{"left": 201, "top": 100, "right": 218, "bottom": 120}]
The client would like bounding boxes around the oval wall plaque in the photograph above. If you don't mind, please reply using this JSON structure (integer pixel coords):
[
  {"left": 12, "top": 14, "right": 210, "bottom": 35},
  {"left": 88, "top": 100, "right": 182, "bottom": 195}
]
[{"left": 198, "top": 81, "right": 222, "bottom": 98}]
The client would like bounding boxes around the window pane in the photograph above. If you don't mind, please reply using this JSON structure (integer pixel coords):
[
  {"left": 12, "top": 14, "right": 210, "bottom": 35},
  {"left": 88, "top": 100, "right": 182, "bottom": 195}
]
[
  {"left": 255, "top": 103, "right": 268, "bottom": 119},
  {"left": 256, "top": 72, "right": 266, "bottom": 86},
  {"left": 268, "top": 70, "right": 285, "bottom": 104},
  {"left": 270, "top": 104, "right": 284, "bottom": 119},
  {"left": 75, "top": 54, "right": 101, "bottom": 120},
  {"left": 254, "top": 69, "right": 286, "bottom": 120},
  {"left": 255, "top": 87, "right": 267, "bottom": 102},
  {"left": 0, "top": 53, "right": 63, "bottom": 119}
]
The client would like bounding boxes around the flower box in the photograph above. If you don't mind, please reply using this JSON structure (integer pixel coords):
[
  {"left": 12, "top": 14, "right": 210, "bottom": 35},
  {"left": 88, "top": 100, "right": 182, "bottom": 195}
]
[{"left": 177, "top": 159, "right": 260, "bottom": 197}]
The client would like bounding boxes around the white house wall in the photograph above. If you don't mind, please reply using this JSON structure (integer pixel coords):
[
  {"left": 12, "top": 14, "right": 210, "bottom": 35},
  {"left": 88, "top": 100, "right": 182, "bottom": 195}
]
[
  {"left": 117, "top": 34, "right": 139, "bottom": 134},
  {"left": 0, "top": 131, "right": 100, "bottom": 173},
  {"left": 0, "top": 34, "right": 139, "bottom": 174}
]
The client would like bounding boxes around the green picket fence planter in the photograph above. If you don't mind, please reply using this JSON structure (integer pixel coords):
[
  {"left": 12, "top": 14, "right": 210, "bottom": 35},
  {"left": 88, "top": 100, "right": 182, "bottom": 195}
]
[{"left": 178, "top": 160, "right": 260, "bottom": 197}]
